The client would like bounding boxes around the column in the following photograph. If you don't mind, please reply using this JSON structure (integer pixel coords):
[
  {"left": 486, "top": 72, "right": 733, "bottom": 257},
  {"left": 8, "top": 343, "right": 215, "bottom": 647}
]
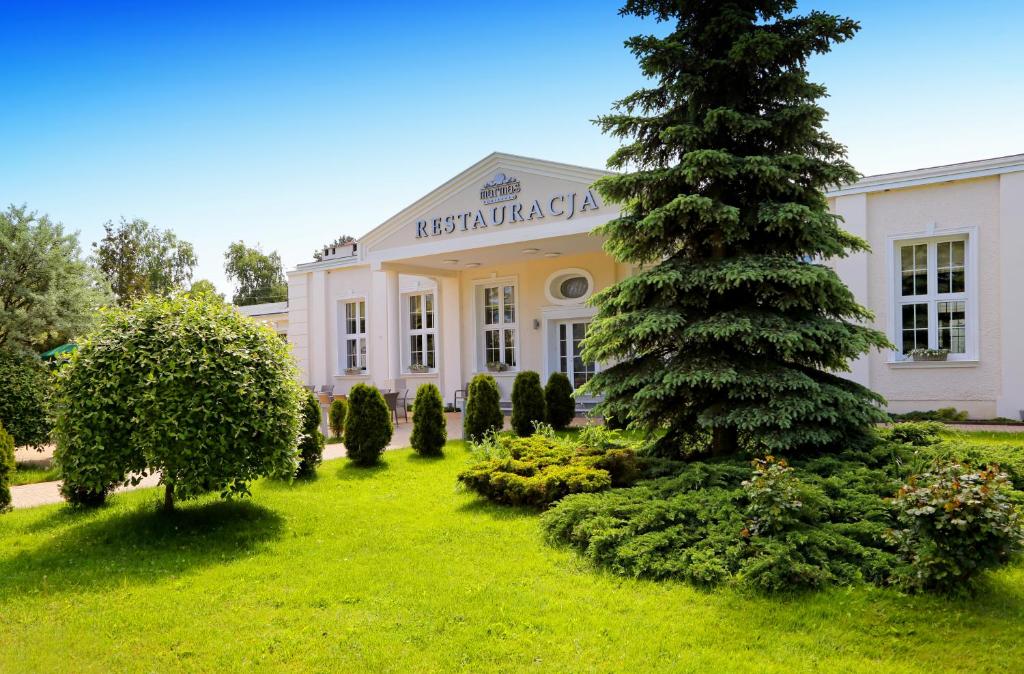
[
  {"left": 832, "top": 193, "right": 871, "bottom": 388},
  {"left": 439, "top": 274, "right": 463, "bottom": 405},
  {"left": 998, "top": 171, "right": 1024, "bottom": 418},
  {"left": 385, "top": 268, "right": 401, "bottom": 389}
]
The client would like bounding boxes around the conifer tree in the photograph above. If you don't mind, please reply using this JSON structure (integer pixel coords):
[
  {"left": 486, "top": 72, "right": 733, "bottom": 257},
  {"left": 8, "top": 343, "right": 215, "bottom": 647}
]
[{"left": 583, "top": 1, "right": 890, "bottom": 456}]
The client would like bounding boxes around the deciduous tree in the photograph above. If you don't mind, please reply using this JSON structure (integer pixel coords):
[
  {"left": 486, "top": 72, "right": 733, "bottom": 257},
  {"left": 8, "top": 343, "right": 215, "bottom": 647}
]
[
  {"left": 93, "top": 217, "right": 197, "bottom": 305},
  {"left": 224, "top": 241, "right": 288, "bottom": 306}
]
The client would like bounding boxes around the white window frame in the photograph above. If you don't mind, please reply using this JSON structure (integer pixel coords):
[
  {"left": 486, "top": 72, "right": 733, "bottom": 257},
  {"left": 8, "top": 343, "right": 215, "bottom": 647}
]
[
  {"left": 473, "top": 276, "right": 519, "bottom": 372},
  {"left": 887, "top": 226, "right": 978, "bottom": 363},
  {"left": 337, "top": 298, "right": 368, "bottom": 374},
  {"left": 402, "top": 291, "right": 438, "bottom": 374}
]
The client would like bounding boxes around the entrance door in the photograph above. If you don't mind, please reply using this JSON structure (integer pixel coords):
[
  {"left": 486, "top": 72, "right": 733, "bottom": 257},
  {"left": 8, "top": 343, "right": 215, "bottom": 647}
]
[{"left": 557, "top": 320, "right": 597, "bottom": 390}]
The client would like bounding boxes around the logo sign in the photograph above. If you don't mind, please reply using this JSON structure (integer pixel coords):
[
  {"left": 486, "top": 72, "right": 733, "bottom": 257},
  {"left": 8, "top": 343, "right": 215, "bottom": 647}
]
[{"left": 479, "top": 173, "right": 521, "bottom": 204}]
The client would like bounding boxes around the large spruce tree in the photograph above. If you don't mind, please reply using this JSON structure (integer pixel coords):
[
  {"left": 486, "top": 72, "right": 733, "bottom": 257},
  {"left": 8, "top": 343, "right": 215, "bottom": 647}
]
[{"left": 584, "top": 1, "right": 891, "bottom": 456}]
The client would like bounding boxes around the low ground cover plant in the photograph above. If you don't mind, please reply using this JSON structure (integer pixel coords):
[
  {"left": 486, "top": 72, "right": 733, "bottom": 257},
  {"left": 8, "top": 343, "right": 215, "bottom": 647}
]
[
  {"left": 411, "top": 383, "right": 446, "bottom": 457},
  {"left": 539, "top": 425, "right": 1024, "bottom": 593},
  {"left": 344, "top": 383, "right": 392, "bottom": 466},
  {"left": 53, "top": 294, "right": 304, "bottom": 510},
  {"left": 458, "top": 427, "right": 639, "bottom": 508}
]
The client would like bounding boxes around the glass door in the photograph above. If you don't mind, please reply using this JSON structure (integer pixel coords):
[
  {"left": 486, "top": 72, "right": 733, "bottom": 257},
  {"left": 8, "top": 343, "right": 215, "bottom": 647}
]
[{"left": 557, "top": 320, "right": 597, "bottom": 389}]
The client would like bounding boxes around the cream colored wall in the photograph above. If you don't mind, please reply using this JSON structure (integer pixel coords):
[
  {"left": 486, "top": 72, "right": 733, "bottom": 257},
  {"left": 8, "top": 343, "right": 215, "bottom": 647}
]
[
  {"left": 456, "top": 249, "right": 620, "bottom": 400},
  {"left": 835, "top": 177, "right": 1002, "bottom": 417}
]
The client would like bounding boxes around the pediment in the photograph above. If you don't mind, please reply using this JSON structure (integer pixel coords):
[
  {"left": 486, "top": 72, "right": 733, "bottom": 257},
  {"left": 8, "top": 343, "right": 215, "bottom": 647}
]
[{"left": 360, "top": 152, "right": 612, "bottom": 254}]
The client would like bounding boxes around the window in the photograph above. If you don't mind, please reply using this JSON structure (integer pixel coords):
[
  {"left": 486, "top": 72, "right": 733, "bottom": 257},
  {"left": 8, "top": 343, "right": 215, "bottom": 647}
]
[
  {"left": 894, "top": 236, "right": 972, "bottom": 360},
  {"left": 544, "top": 268, "right": 594, "bottom": 305},
  {"left": 340, "top": 299, "right": 367, "bottom": 372},
  {"left": 480, "top": 282, "right": 517, "bottom": 369},
  {"left": 406, "top": 292, "right": 437, "bottom": 371}
]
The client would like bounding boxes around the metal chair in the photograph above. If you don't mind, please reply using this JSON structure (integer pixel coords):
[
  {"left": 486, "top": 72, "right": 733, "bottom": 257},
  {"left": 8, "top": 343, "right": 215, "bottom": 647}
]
[
  {"left": 396, "top": 389, "right": 410, "bottom": 422},
  {"left": 318, "top": 384, "right": 335, "bottom": 405},
  {"left": 383, "top": 391, "right": 400, "bottom": 424},
  {"left": 453, "top": 382, "right": 470, "bottom": 411}
]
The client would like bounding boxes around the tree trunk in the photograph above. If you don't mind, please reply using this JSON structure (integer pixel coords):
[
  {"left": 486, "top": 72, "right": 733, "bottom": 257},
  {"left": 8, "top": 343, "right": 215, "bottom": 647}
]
[
  {"left": 711, "top": 426, "right": 737, "bottom": 457},
  {"left": 163, "top": 483, "right": 175, "bottom": 512}
]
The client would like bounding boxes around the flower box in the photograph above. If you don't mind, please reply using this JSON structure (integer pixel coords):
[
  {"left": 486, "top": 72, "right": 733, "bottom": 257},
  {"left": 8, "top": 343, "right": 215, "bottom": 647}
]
[
  {"left": 408, "top": 363, "right": 429, "bottom": 374},
  {"left": 486, "top": 361, "right": 509, "bottom": 372},
  {"left": 909, "top": 349, "right": 949, "bottom": 362},
  {"left": 343, "top": 367, "right": 363, "bottom": 375}
]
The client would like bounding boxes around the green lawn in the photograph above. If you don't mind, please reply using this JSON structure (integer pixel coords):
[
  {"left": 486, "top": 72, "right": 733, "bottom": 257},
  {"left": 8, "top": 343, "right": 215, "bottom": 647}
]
[
  {"left": 11, "top": 460, "right": 60, "bottom": 486},
  {"left": 1, "top": 441, "right": 1023, "bottom": 673}
]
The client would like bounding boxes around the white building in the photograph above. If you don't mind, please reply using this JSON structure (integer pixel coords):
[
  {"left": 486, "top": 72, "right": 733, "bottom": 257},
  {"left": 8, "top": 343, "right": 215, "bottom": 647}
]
[
  {"left": 237, "top": 301, "right": 289, "bottom": 340},
  {"left": 287, "top": 151, "right": 1024, "bottom": 419}
]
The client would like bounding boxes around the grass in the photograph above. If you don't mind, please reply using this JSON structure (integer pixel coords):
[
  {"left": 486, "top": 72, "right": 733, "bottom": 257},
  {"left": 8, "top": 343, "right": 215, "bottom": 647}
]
[
  {"left": 10, "top": 460, "right": 59, "bottom": 486},
  {"left": 1, "top": 440, "right": 1023, "bottom": 673}
]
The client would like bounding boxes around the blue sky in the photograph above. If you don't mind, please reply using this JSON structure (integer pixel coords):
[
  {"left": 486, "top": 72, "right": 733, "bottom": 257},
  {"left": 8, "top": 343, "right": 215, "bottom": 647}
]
[{"left": 2, "top": 1, "right": 1022, "bottom": 295}]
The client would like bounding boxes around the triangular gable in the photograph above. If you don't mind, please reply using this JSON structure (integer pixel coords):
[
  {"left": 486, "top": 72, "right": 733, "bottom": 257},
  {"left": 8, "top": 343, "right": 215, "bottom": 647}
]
[{"left": 360, "top": 152, "right": 613, "bottom": 255}]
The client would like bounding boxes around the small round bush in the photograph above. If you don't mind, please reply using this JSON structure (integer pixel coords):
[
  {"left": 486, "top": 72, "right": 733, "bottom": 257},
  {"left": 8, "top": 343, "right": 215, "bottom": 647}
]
[
  {"left": 344, "top": 383, "right": 392, "bottom": 466},
  {"left": 296, "top": 388, "right": 325, "bottom": 478},
  {"left": 463, "top": 374, "right": 503, "bottom": 443},
  {"left": 544, "top": 371, "right": 575, "bottom": 431},
  {"left": 0, "top": 420, "right": 14, "bottom": 512},
  {"left": 53, "top": 294, "right": 304, "bottom": 510},
  {"left": 328, "top": 397, "right": 349, "bottom": 439},
  {"left": 411, "top": 383, "right": 446, "bottom": 456},
  {"left": 0, "top": 349, "right": 51, "bottom": 449},
  {"left": 511, "top": 371, "right": 545, "bottom": 436}
]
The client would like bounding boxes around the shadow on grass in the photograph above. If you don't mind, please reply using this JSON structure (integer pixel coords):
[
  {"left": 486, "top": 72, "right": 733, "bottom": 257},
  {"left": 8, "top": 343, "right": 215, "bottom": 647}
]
[
  {"left": 406, "top": 452, "right": 446, "bottom": 463},
  {"left": 336, "top": 460, "right": 390, "bottom": 481},
  {"left": 0, "top": 498, "right": 283, "bottom": 598},
  {"left": 455, "top": 496, "right": 539, "bottom": 521}
]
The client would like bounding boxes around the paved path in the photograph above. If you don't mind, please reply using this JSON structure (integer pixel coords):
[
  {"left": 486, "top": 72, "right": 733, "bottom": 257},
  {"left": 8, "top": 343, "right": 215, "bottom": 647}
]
[{"left": 10, "top": 413, "right": 471, "bottom": 510}]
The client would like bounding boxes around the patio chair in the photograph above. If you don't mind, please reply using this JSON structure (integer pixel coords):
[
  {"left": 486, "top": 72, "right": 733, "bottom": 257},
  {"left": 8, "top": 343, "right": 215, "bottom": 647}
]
[
  {"left": 318, "top": 384, "right": 335, "bottom": 405},
  {"left": 383, "top": 391, "right": 400, "bottom": 424},
  {"left": 304, "top": 384, "right": 316, "bottom": 393},
  {"left": 396, "top": 389, "right": 410, "bottom": 422},
  {"left": 453, "top": 382, "right": 470, "bottom": 411}
]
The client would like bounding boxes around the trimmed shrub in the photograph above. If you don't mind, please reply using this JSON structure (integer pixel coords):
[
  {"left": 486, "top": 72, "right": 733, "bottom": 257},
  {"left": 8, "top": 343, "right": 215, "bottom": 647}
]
[
  {"left": 344, "top": 383, "right": 392, "bottom": 466},
  {"left": 53, "top": 294, "right": 304, "bottom": 510},
  {"left": 511, "top": 370, "right": 545, "bottom": 436},
  {"left": 411, "top": 383, "right": 446, "bottom": 457},
  {"left": 544, "top": 371, "right": 575, "bottom": 431},
  {"left": 463, "top": 374, "right": 503, "bottom": 443},
  {"left": 328, "top": 398, "right": 349, "bottom": 439},
  {"left": 0, "top": 349, "right": 51, "bottom": 449},
  {"left": 888, "top": 462, "right": 1023, "bottom": 592},
  {"left": 883, "top": 421, "right": 944, "bottom": 446},
  {"left": 296, "top": 388, "right": 325, "bottom": 478},
  {"left": 894, "top": 407, "right": 969, "bottom": 423},
  {"left": 0, "top": 420, "right": 14, "bottom": 511},
  {"left": 457, "top": 434, "right": 638, "bottom": 508}
]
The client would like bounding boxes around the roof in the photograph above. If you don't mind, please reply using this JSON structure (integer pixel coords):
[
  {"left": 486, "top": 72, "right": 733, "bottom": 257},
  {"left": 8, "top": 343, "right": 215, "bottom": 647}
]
[
  {"left": 827, "top": 153, "right": 1024, "bottom": 197},
  {"left": 236, "top": 301, "right": 288, "bottom": 317}
]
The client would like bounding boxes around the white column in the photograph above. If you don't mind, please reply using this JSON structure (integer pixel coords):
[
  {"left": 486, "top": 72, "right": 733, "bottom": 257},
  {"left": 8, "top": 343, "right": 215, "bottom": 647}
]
[
  {"left": 832, "top": 193, "right": 871, "bottom": 388},
  {"left": 439, "top": 274, "right": 463, "bottom": 405},
  {"left": 998, "top": 171, "right": 1024, "bottom": 419},
  {"left": 369, "top": 269, "right": 390, "bottom": 388},
  {"left": 308, "top": 270, "right": 328, "bottom": 387},
  {"left": 385, "top": 268, "right": 401, "bottom": 389}
]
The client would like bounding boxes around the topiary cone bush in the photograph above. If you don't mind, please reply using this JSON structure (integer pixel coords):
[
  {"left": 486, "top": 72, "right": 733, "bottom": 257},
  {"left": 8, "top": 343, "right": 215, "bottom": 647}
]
[
  {"left": 0, "top": 420, "right": 14, "bottom": 512},
  {"left": 463, "top": 373, "right": 503, "bottom": 443},
  {"left": 344, "top": 383, "right": 393, "bottom": 466},
  {"left": 411, "top": 383, "right": 446, "bottom": 457},
  {"left": 511, "top": 370, "right": 546, "bottom": 437},
  {"left": 296, "top": 388, "right": 325, "bottom": 478},
  {"left": 0, "top": 348, "right": 52, "bottom": 450},
  {"left": 544, "top": 371, "right": 575, "bottom": 431},
  {"left": 328, "top": 397, "right": 349, "bottom": 439},
  {"left": 53, "top": 293, "right": 304, "bottom": 511}
]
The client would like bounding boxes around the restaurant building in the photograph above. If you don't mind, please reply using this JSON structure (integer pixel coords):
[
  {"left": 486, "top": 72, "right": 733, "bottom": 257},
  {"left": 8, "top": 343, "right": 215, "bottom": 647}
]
[{"left": 287, "top": 151, "right": 1024, "bottom": 419}]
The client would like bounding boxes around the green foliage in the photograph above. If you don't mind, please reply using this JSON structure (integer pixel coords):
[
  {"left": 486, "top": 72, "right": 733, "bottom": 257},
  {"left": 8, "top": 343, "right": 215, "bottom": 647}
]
[
  {"left": 411, "top": 383, "right": 446, "bottom": 457},
  {"left": 882, "top": 422, "right": 945, "bottom": 447},
  {"left": 53, "top": 293, "right": 303, "bottom": 509},
  {"left": 296, "top": 389, "right": 324, "bottom": 478},
  {"left": 510, "top": 370, "right": 545, "bottom": 437},
  {"left": 0, "top": 204, "right": 111, "bottom": 354},
  {"left": 581, "top": 2, "right": 890, "bottom": 455},
  {"left": 344, "top": 384, "right": 392, "bottom": 466},
  {"left": 458, "top": 433, "right": 639, "bottom": 508},
  {"left": 888, "top": 463, "right": 1023, "bottom": 593},
  {"left": 328, "top": 398, "right": 349, "bottom": 439},
  {"left": 0, "top": 420, "right": 14, "bottom": 511},
  {"left": 93, "top": 217, "right": 196, "bottom": 306},
  {"left": 894, "top": 407, "right": 969, "bottom": 422},
  {"left": 224, "top": 241, "right": 288, "bottom": 306},
  {"left": 187, "top": 279, "right": 224, "bottom": 302},
  {"left": 544, "top": 371, "right": 575, "bottom": 431},
  {"left": 463, "top": 374, "right": 503, "bottom": 443},
  {"left": 0, "top": 349, "right": 51, "bottom": 449}
]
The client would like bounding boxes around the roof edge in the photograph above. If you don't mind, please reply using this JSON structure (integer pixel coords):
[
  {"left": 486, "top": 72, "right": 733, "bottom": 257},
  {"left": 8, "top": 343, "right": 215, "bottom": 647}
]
[{"left": 828, "top": 153, "right": 1024, "bottom": 197}]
